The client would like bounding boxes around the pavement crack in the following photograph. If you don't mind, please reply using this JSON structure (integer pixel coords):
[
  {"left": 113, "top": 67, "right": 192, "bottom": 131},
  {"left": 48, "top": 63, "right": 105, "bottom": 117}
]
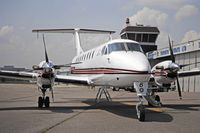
[{"left": 40, "top": 111, "right": 81, "bottom": 133}]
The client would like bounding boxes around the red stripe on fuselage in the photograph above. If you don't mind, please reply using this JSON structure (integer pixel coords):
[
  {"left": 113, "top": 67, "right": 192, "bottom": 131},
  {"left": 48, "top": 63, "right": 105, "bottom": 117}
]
[{"left": 71, "top": 68, "right": 149, "bottom": 74}]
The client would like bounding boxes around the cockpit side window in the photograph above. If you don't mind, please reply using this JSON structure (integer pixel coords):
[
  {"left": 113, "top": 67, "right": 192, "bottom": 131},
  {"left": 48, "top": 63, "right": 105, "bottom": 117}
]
[
  {"left": 101, "top": 46, "right": 108, "bottom": 55},
  {"left": 126, "top": 43, "right": 142, "bottom": 52},
  {"left": 104, "top": 47, "right": 108, "bottom": 55},
  {"left": 108, "top": 43, "right": 126, "bottom": 53}
]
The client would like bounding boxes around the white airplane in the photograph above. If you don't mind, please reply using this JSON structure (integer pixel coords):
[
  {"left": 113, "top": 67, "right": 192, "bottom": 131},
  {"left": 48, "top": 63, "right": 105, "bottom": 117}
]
[{"left": 0, "top": 28, "right": 200, "bottom": 122}]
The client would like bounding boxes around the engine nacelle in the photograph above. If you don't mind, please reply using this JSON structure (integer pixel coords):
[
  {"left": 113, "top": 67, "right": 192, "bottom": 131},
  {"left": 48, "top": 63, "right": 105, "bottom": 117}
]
[{"left": 151, "top": 60, "right": 176, "bottom": 86}]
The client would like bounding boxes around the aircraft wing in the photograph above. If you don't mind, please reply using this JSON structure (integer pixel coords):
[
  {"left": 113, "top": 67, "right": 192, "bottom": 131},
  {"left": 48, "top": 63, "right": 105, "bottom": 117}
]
[
  {"left": 55, "top": 74, "right": 103, "bottom": 85},
  {"left": 0, "top": 70, "right": 38, "bottom": 81},
  {"left": 178, "top": 69, "right": 200, "bottom": 77}
]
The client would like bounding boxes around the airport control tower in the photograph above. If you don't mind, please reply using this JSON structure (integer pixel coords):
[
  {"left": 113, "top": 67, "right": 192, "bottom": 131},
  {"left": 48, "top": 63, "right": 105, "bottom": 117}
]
[{"left": 120, "top": 18, "right": 160, "bottom": 53}]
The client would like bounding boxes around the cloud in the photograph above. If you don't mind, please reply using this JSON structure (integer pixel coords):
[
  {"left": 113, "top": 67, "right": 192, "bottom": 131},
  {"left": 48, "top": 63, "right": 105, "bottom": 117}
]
[
  {"left": 135, "top": 0, "right": 186, "bottom": 10},
  {"left": 129, "top": 7, "right": 168, "bottom": 28},
  {"left": 156, "top": 31, "right": 169, "bottom": 48},
  {"left": 176, "top": 5, "right": 198, "bottom": 21},
  {"left": 0, "top": 25, "right": 14, "bottom": 37},
  {"left": 181, "top": 30, "right": 200, "bottom": 43}
]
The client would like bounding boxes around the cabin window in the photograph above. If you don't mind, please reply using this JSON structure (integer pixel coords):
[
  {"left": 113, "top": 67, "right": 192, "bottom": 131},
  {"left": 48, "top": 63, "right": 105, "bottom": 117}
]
[
  {"left": 91, "top": 51, "right": 95, "bottom": 58},
  {"left": 87, "top": 53, "right": 89, "bottom": 60},
  {"left": 84, "top": 54, "right": 86, "bottom": 60},
  {"left": 89, "top": 52, "right": 92, "bottom": 59},
  {"left": 108, "top": 43, "right": 126, "bottom": 53}
]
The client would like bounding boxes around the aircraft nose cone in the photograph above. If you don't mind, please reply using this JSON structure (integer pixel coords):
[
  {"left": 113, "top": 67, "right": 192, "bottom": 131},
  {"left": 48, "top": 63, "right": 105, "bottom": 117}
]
[
  {"left": 134, "top": 55, "right": 150, "bottom": 72},
  {"left": 111, "top": 52, "right": 151, "bottom": 72},
  {"left": 169, "top": 63, "right": 180, "bottom": 73}
]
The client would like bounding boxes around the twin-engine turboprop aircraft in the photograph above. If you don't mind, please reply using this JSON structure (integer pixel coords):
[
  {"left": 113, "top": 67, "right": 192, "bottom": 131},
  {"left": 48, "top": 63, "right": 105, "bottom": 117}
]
[{"left": 0, "top": 28, "right": 200, "bottom": 122}]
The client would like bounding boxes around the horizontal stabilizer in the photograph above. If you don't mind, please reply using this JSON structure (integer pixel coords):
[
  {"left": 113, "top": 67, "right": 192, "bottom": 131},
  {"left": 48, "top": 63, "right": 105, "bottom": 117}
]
[{"left": 32, "top": 28, "right": 115, "bottom": 34}]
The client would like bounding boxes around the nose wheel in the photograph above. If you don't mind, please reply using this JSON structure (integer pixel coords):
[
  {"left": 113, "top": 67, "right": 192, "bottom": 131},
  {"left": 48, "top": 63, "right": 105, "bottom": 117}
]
[
  {"left": 38, "top": 88, "right": 50, "bottom": 108},
  {"left": 136, "top": 103, "right": 145, "bottom": 121},
  {"left": 38, "top": 96, "right": 50, "bottom": 108}
]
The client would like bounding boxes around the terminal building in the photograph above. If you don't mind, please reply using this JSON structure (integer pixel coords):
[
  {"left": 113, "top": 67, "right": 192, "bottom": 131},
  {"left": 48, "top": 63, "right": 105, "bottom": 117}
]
[{"left": 120, "top": 18, "right": 200, "bottom": 92}]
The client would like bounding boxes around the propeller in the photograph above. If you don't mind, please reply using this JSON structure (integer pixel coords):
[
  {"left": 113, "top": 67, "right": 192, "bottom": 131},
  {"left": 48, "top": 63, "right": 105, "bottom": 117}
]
[
  {"left": 179, "top": 62, "right": 200, "bottom": 69},
  {"left": 168, "top": 36, "right": 182, "bottom": 99},
  {"left": 42, "top": 34, "right": 49, "bottom": 63}
]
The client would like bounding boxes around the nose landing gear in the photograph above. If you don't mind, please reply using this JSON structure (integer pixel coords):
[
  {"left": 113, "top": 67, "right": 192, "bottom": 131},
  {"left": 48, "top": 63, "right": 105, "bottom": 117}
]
[
  {"left": 38, "top": 88, "right": 50, "bottom": 108},
  {"left": 136, "top": 96, "right": 145, "bottom": 121}
]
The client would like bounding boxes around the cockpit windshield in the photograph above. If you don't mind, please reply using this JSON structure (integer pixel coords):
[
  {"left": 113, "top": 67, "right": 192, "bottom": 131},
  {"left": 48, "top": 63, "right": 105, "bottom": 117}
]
[
  {"left": 108, "top": 42, "right": 142, "bottom": 54},
  {"left": 108, "top": 43, "right": 126, "bottom": 53},
  {"left": 126, "top": 43, "right": 142, "bottom": 52}
]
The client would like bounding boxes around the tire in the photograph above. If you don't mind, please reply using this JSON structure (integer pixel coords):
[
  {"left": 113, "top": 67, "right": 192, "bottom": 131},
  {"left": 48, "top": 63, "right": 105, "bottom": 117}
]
[
  {"left": 148, "top": 102, "right": 153, "bottom": 107},
  {"left": 155, "top": 95, "right": 160, "bottom": 102},
  {"left": 44, "top": 96, "right": 50, "bottom": 108},
  {"left": 136, "top": 104, "right": 145, "bottom": 122},
  {"left": 112, "top": 87, "right": 116, "bottom": 91},
  {"left": 38, "top": 96, "right": 43, "bottom": 108}
]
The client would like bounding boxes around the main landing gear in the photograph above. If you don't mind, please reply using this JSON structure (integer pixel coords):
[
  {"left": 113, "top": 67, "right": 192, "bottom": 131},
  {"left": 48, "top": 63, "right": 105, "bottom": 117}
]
[
  {"left": 38, "top": 88, "right": 50, "bottom": 108},
  {"left": 146, "top": 91, "right": 162, "bottom": 107},
  {"left": 95, "top": 87, "right": 112, "bottom": 103},
  {"left": 136, "top": 96, "right": 145, "bottom": 121}
]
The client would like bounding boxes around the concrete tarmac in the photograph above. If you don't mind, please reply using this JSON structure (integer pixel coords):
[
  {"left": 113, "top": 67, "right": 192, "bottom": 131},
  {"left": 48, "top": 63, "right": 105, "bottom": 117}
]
[{"left": 0, "top": 84, "right": 200, "bottom": 133}]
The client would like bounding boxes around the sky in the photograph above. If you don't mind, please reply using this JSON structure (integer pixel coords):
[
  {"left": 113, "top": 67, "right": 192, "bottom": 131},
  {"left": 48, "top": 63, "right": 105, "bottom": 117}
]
[{"left": 0, "top": 0, "right": 200, "bottom": 68}]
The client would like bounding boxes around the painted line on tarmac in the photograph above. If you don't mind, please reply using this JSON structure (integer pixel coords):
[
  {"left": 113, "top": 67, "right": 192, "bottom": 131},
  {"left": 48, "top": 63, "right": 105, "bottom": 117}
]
[{"left": 146, "top": 107, "right": 163, "bottom": 113}]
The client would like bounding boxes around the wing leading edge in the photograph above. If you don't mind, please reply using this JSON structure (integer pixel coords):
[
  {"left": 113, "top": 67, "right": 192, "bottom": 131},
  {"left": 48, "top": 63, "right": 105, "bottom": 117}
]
[
  {"left": 0, "top": 70, "right": 38, "bottom": 81},
  {"left": 0, "top": 70, "right": 102, "bottom": 86},
  {"left": 55, "top": 75, "right": 90, "bottom": 85}
]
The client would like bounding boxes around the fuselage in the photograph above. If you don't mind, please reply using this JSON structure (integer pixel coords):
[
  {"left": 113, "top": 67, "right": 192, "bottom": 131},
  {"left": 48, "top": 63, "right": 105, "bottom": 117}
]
[{"left": 71, "top": 39, "right": 151, "bottom": 87}]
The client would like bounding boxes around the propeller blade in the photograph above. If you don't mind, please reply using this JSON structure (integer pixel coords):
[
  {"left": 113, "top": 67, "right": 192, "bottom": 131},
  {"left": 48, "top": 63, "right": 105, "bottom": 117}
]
[
  {"left": 176, "top": 76, "right": 182, "bottom": 99},
  {"left": 179, "top": 62, "right": 200, "bottom": 69},
  {"left": 168, "top": 36, "right": 175, "bottom": 63},
  {"left": 42, "top": 34, "right": 49, "bottom": 63}
]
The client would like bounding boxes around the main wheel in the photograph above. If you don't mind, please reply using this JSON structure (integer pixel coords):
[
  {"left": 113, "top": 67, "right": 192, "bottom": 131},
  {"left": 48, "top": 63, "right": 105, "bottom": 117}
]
[
  {"left": 136, "top": 104, "right": 145, "bottom": 122},
  {"left": 155, "top": 95, "right": 160, "bottom": 102},
  {"left": 38, "top": 96, "right": 43, "bottom": 108},
  {"left": 148, "top": 95, "right": 161, "bottom": 107},
  {"left": 44, "top": 96, "right": 50, "bottom": 108}
]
